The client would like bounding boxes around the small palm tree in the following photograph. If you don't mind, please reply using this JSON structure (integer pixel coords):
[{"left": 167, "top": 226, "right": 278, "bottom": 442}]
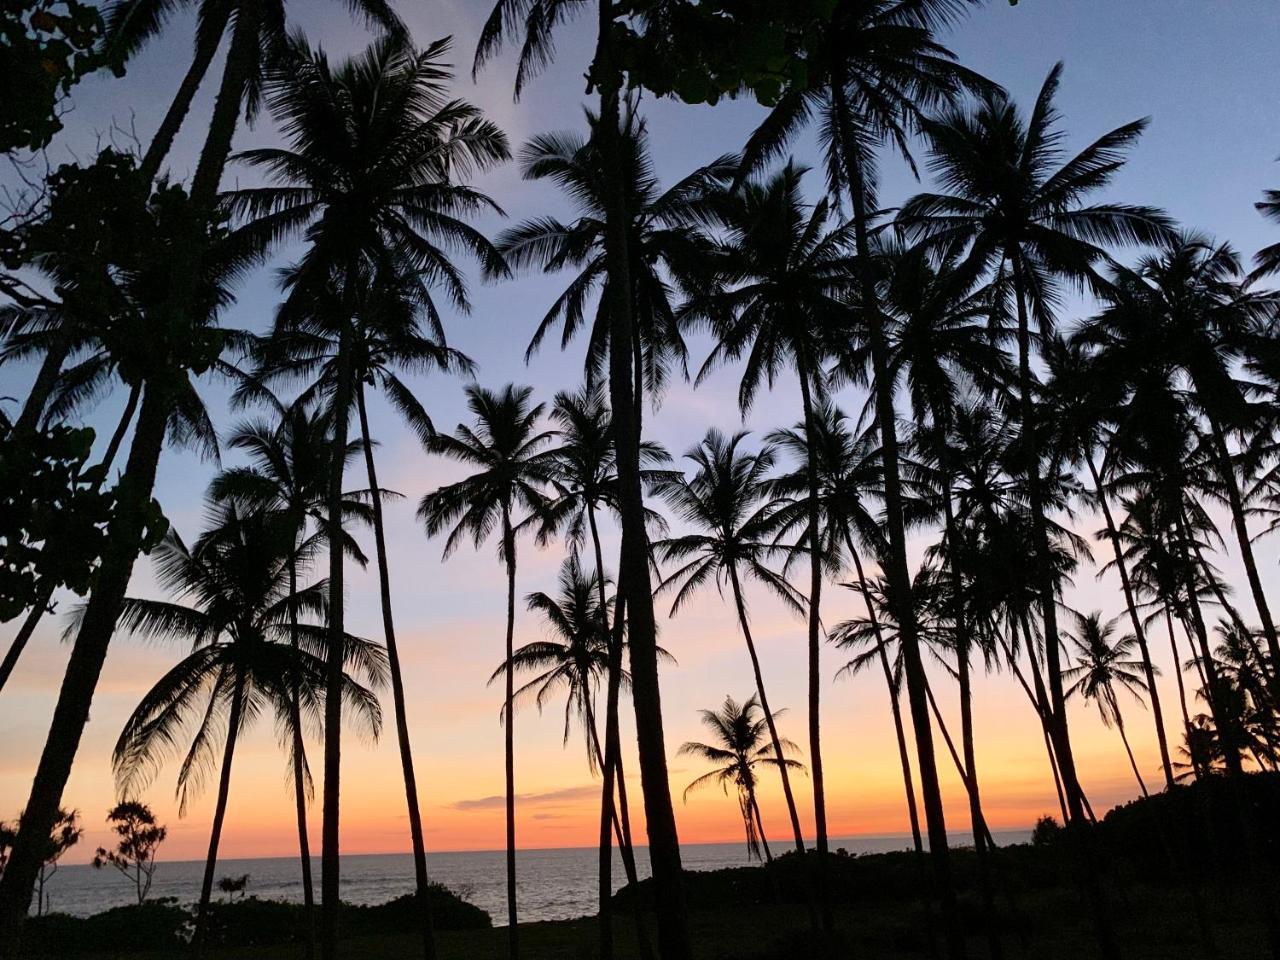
[
  {"left": 679, "top": 695, "right": 805, "bottom": 863},
  {"left": 418, "top": 383, "right": 556, "bottom": 938},
  {"left": 106, "top": 505, "right": 385, "bottom": 947},
  {"left": 653, "top": 429, "right": 808, "bottom": 856},
  {"left": 1063, "top": 611, "right": 1154, "bottom": 797}
]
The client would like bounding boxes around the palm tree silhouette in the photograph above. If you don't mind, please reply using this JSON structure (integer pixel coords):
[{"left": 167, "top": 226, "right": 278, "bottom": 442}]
[
  {"left": 1063, "top": 611, "right": 1154, "bottom": 797},
  {"left": 224, "top": 35, "right": 507, "bottom": 957},
  {"left": 899, "top": 63, "right": 1173, "bottom": 847},
  {"left": 418, "top": 383, "right": 557, "bottom": 946},
  {"left": 679, "top": 695, "right": 805, "bottom": 863},
  {"left": 685, "top": 161, "right": 855, "bottom": 892},
  {"left": 106, "top": 504, "right": 385, "bottom": 948},
  {"left": 653, "top": 428, "right": 808, "bottom": 856},
  {"left": 208, "top": 398, "right": 370, "bottom": 953}
]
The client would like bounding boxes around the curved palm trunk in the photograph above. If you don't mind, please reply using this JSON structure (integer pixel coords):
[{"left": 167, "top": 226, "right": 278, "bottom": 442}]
[
  {"left": 99, "top": 384, "right": 141, "bottom": 476},
  {"left": 1206, "top": 416, "right": 1280, "bottom": 679},
  {"left": 190, "top": 4, "right": 258, "bottom": 209},
  {"left": 749, "top": 793, "right": 773, "bottom": 864},
  {"left": 795, "top": 365, "right": 831, "bottom": 932},
  {"left": 1164, "top": 608, "right": 1197, "bottom": 776},
  {"left": 13, "top": 331, "right": 71, "bottom": 436},
  {"left": 320, "top": 327, "right": 353, "bottom": 960},
  {"left": 195, "top": 672, "right": 246, "bottom": 953},
  {"left": 1087, "top": 457, "right": 1174, "bottom": 788},
  {"left": 726, "top": 565, "right": 806, "bottom": 854},
  {"left": 593, "top": 6, "right": 689, "bottom": 956},
  {"left": 501, "top": 506, "right": 519, "bottom": 957},
  {"left": 356, "top": 385, "right": 436, "bottom": 960},
  {"left": 830, "top": 73, "right": 961, "bottom": 957},
  {"left": 1003, "top": 622, "right": 1069, "bottom": 823},
  {"left": 1112, "top": 700, "right": 1149, "bottom": 798},
  {"left": 0, "top": 383, "right": 169, "bottom": 955},
  {"left": 288, "top": 559, "right": 317, "bottom": 960},
  {"left": 139, "top": 21, "right": 226, "bottom": 183}
]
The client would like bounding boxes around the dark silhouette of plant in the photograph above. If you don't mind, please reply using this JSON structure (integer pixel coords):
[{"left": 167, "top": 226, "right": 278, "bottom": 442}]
[
  {"left": 679, "top": 694, "right": 805, "bottom": 863},
  {"left": 217, "top": 873, "right": 250, "bottom": 902},
  {"left": 418, "top": 383, "right": 556, "bottom": 943},
  {"left": 91, "top": 801, "right": 167, "bottom": 905}
]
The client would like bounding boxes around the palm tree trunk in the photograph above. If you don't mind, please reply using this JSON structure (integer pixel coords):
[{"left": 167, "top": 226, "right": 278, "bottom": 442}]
[
  {"left": 288, "top": 558, "right": 317, "bottom": 960},
  {"left": 100, "top": 383, "right": 141, "bottom": 475},
  {"left": 593, "top": 6, "right": 689, "bottom": 957},
  {"left": 829, "top": 72, "right": 961, "bottom": 958},
  {"left": 320, "top": 325, "right": 353, "bottom": 960},
  {"left": 750, "top": 794, "right": 773, "bottom": 864},
  {"left": 1014, "top": 614, "right": 1069, "bottom": 820},
  {"left": 0, "top": 582, "right": 54, "bottom": 694},
  {"left": 356, "top": 385, "right": 436, "bottom": 960},
  {"left": 139, "top": 21, "right": 226, "bottom": 183},
  {"left": 1113, "top": 702, "right": 1149, "bottom": 798},
  {"left": 1206, "top": 416, "right": 1280, "bottom": 678},
  {"left": 0, "top": 383, "right": 169, "bottom": 955},
  {"left": 794, "top": 363, "right": 832, "bottom": 935},
  {"left": 841, "top": 530, "right": 925, "bottom": 860},
  {"left": 1164, "top": 608, "right": 1197, "bottom": 776},
  {"left": 195, "top": 672, "right": 246, "bottom": 952},
  {"left": 13, "top": 329, "right": 71, "bottom": 435},
  {"left": 726, "top": 564, "right": 806, "bottom": 855},
  {"left": 501, "top": 506, "right": 519, "bottom": 958},
  {"left": 190, "top": 4, "right": 258, "bottom": 209},
  {"left": 1087, "top": 456, "right": 1174, "bottom": 788}
]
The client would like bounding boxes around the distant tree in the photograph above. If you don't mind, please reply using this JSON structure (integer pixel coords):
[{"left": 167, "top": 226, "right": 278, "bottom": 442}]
[
  {"left": 1031, "top": 815, "right": 1063, "bottom": 847},
  {"left": 217, "top": 873, "right": 250, "bottom": 903},
  {"left": 92, "top": 801, "right": 166, "bottom": 905},
  {"left": 0, "top": 808, "right": 81, "bottom": 916}
]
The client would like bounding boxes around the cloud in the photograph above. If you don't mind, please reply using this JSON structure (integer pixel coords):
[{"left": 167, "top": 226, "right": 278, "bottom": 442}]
[{"left": 450, "top": 784, "right": 599, "bottom": 811}]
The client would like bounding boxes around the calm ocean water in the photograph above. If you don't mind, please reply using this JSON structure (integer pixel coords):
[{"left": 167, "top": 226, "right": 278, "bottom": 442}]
[{"left": 42, "top": 832, "right": 1030, "bottom": 924}]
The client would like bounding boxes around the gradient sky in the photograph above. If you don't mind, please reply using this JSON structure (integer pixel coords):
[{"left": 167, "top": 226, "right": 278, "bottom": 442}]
[{"left": 3, "top": 0, "right": 1280, "bottom": 866}]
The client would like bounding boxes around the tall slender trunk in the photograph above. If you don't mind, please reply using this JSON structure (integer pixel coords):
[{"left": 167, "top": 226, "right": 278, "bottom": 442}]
[
  {"left": 829, "top": 69, "right": 961, "bottom": 957},
  {"left": 843, "top": 536, "right": 924, "bottom": 859},
  {"left": 795, "top": 363, "right": 832, "bottom": 937},
  {"left": 320, "top": 327, "right": 353, "bottom": 960},
  {"left": 13, "top": 330, "right": 71, "bottom": 436},
  {"left": 139, "top": 22, "right": 226, "bottom": 183},
  {"left": 501, "top": 507, "right": 519, "bottom": 957},
  {"left": 1007, "top": 619, "right": 1069, "bottom": 824},
  {"left": 1087, "top": 456, "right": 1174, "bottom": 788},
  {"left": 0, "top": 583, "right": 55, "bottom": 694},
  {"left": 0, "top": 384, "right": 169, "bottom": 954},
  {"left": 726, "top": 565, "right": 806, "bottom": 854},
  {"left": 195, "top": 672, "right": 245, "bottom": 953},
  {"left": 749, "top": 793, "right": 773, "bottom": 864},
  {"left": 1206, "top": 416, "right": 1280, "bottom": 677},
  {"left": 593, "top": 6, "right": 689, "bottom": 956},
  {"left": 357, "top": 385, "right": 436, "bottom": 960},
  {"left": 288, "top": 558, "right": 316, "bottom": 960},
  {"left": 100, "top": 384, "right": 141, "bottom": 475},
  {"left": 1164, "top": 608, "right": 1196, "bottom": 774},
  {"left": 1112, "top": 702, "right": 1148, "bottom": 798},
  {"left": 189, "top": 5, "right": 257, "bottom": 209}
]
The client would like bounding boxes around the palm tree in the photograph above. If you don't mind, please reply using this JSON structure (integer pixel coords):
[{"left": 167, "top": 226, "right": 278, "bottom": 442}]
[
  {"left": 653, "top": 429, "right": 808, "bottom": 856},
  {"left": 1255, "top": 181, "right": 1280, "bottom": 277},
  {"left": 685, "top": 163, "right": 855, "bottom": 905},
  {"left": 0, "top": 178, "right": 242, "bottom": 944},
  {"left": 899, "top": 63, "right": 1173, "bottom": 854},
  {"left": 207, "top": 398, "right": 370, "bottom": 954},
  {"left": 224, "top": 35, "right": 507, "bottom": 958},
  {"left": 679, "top": 695, "right": 805, "bottom": 863},
  {"left": 103, "top": 0, "right": 404, "bottom": 200},
  {"left": 540, "top": 385, "right": 668, "bottom": 945},
  {"left": 738, "top": 10, "right": 992, "bottom": 942},
  {"left": 417, "top": 383, "right": 556, "bottom": 955},
  {"left": 1063, "top": 611, "right": 1154, "bottom": 797},
  {"left": 106, "top": 505, "right": 385, "bottom": 947},
  {"left": 475, "top": 8, "right": 692, "bottom": 951}
]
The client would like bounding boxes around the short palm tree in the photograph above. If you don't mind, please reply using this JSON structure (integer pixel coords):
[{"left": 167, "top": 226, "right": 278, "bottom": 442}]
[
  {"left": 653, "top": 429, "right": 808, "bottom": 856},
  {"left": 679, "top": 695, "right": 805, "bottom": 863},
  {"left": 106, "top": 505, "right": 385, "bottom": 947},
  {"left": 1063, "top": 611, "right": 1154, "bottom": 797},
  {"left": 417, "top": 383, "right": 556, "bottom": 941}
]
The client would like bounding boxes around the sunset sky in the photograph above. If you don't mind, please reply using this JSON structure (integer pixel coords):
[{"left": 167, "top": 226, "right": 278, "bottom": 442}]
[{"left": 2, "top": 0, "right": 1280, "bottom": 866}]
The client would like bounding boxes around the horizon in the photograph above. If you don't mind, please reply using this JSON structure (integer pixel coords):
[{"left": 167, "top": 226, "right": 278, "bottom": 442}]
[{"left": 2, "top": 0, "right": 1279, "bottom": 879}]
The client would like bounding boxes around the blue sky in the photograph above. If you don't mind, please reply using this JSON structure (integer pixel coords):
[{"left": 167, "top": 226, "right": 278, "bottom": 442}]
[{"left": 2, "top": 0, "right": 1280, "bottom": 862}]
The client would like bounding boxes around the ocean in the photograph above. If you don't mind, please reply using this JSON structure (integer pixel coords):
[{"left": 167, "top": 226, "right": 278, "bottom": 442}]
[{"left": 40, "top": 832, "right": 1031, "bottom": 924}]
